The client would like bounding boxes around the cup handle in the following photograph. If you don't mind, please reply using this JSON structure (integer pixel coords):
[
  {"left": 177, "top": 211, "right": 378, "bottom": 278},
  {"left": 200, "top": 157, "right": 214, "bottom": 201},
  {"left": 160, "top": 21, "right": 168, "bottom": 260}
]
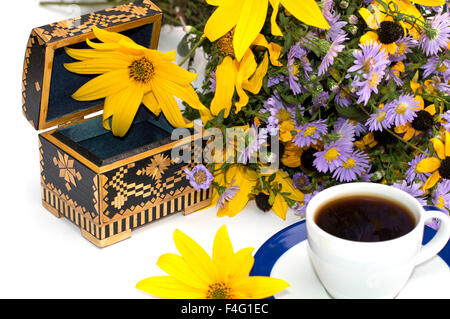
[{"left": 415, "top": 207, "right": 450, "bottom": 265}]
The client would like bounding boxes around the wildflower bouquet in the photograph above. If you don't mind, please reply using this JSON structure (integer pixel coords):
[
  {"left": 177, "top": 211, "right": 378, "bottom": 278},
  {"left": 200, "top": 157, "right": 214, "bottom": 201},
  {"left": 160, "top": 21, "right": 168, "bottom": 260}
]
[{"left": 178, "top": 0, "right": 450, "bottom": 224}]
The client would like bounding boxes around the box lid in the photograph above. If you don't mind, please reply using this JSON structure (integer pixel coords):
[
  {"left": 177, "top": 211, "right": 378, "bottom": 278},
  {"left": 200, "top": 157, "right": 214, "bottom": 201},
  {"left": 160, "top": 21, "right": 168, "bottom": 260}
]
[{"left": 22, "top": 0, "right": 162, "bottom": 131}]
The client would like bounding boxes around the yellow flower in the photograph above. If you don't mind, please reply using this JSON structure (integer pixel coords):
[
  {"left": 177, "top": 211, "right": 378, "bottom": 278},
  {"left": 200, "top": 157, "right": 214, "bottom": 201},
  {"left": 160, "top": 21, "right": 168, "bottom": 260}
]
[
  {"left": 64, "top": 27, "right": 211, "bottom": 137},
  {"left": 136, "top": 225, "right": 289, "bottom": 299},
  {"left": 216, "top": 165, "right": 259, "bottom": 217},
  {"left": 203, "top": 0, "right": 329, "bottom": 62},
  {"left": 416, "top": 131, "right": 450, "bottom": 190},
  {"left": 395, "top": 101, "right": 436, "bottom": 141},
  {"left": 211, "top": 32, "right": 282, "bottom": 118},
  {"left": 281, "top": 142, "right": 303, "bottom": 168},
  {"left": 359, "top": 0, "right": 435, "bottom": 53},
  {"left": 270, "top": 170, "right": 304, "bottom": 220}
]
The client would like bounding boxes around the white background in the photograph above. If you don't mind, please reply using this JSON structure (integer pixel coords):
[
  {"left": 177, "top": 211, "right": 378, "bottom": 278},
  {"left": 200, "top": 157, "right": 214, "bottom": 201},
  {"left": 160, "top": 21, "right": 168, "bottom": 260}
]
[{"left": 0, "top": 0, "right": 301, "bottom": 298}]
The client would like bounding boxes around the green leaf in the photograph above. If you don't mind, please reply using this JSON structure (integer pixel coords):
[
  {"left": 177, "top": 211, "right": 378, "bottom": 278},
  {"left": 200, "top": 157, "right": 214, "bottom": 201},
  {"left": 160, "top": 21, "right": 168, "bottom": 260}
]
[{"left": 335, "top": 105, "right": 368, "bottom": 120}]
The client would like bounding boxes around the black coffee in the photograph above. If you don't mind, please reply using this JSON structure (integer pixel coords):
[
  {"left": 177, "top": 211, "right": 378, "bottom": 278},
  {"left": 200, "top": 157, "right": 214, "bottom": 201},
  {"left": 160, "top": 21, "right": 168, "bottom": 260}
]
[{"left": 315, "top": 195, "right": 416, "bottom": 242}]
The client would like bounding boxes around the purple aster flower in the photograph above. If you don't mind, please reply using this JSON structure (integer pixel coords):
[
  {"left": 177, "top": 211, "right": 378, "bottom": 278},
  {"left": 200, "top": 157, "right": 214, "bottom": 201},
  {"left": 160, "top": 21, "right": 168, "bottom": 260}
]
[
  {"left": 389, "top": 36, "right": 416, "bottom": 62},
  {"left": 385, "top": 94, "right": 420, "bottom": 127},
  {"left": 429, "top": 180, "right": 450, "bottom": 230},
  {"left": 261, "top": 92, "right": 296, "bottom": 137},
  {"left": 419, "top": 12, "right": 450, "bottom": 56},
  {"left": 239, "top": 124, "right": 268, "bottom": 164},
  {"left": 360, "top": 164, "right": 374, "bottom": 182},
  {"left": 184, "top": 164, "right": 213, "bottom": 191},
  {"left": 293, "top": 119, "right": 328, "bottom": 148},
  {"left": 287, "top": 43, "right": 309, "bottom": 94},
  {"left": 312, "top": 91, "right": 329, "bottom": 107},
  {"left": 313, "top": 140, "right": 352, "bottom": 173},
  {"left": 334, "top": 87, "right": 353, "bottom": 107},
  {"left": 333, "top": 118, "right": 356, "bottom": 145},
  {"left": 293, "top": 187, "right": 323, "bottom": 217},
  {"left": 406, "top": 153, "right": 431, "bottom": 184},
  {"left": 267, "top": 75, "right": 284, "bottom": 88},
  {"left": 292, "top": 173, "right": 311, "bottom": 189},
  {"left": 366, "top": 107, "right": 393, "bottom": 132},
  {"left": 318, "top": 34, "right": 348, "bottom": 76},
  {"left": 421, "top": 55, "right": 450, "bottom": 80},
  {"left": 216, "top": 180, "right": 239, "bottom": 210},
  {"left": 392, "top": 181, "right": 427, "bottom": 206},
  {"left": 207, "top": 72, "right": 216, "bottom": 93},
  {"left": 322, "top": 0, "right": 348, "bottom": 42},
  {"left": 332, "top": 150, "right": 370, "bottom": 182},
  {"left": 348, "top": 42, "right": 389, "bottom": 105}
]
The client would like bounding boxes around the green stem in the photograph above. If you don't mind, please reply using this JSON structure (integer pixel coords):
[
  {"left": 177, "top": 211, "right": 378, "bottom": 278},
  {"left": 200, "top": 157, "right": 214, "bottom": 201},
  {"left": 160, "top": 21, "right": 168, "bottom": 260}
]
[{"left": 178, "top": 36, "right": 205, "bottom": 67}]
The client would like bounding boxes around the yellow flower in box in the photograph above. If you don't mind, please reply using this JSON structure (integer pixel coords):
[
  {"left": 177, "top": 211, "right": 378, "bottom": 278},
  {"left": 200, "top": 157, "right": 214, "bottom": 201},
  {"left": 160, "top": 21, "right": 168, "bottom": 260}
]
[
  {"left": 64, "top": 27, "right": 211, "bottom": 137},
  {"left": 136, "top": 225, "right": 289, "bottom": 299},
  {"left": 203, "top": 0, "right": 329, "bottom": 62}
]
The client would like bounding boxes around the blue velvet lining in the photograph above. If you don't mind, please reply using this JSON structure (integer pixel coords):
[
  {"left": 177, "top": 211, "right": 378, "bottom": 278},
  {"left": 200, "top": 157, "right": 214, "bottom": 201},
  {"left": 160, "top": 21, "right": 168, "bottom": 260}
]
[
  {"left": 56, "top": 107, "right": 175, "bottom": 161},
  {"left": 46, "top": 23, "right": 154, "bottom": 122}
]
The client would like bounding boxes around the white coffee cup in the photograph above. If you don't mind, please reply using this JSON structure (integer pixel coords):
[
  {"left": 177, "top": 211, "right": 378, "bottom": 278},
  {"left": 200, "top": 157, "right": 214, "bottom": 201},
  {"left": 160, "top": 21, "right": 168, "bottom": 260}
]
[{"left": 306, "top": 182, "right": 450, "bottom": 299}]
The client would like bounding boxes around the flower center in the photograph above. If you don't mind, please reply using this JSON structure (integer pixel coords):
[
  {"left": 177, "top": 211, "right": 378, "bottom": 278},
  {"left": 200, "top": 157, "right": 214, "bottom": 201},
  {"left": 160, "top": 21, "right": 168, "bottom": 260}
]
[
  {"left": 303, "top": 126, "right": 317, "bottom": 137},
  {"left": 438, "top": 157, "right": 450, "bottom": 180},
  {"left": 295, "top": 176, "right": 308, "bottom": 188},
  {"left": 363, "top": 58, "right": 376, "bottom": 72},
  {"left": 255, "top": 192, "right": 272, "bottom": 212},
  {"left": 217, "top": 30, "right": 235, "bottom": 58},
  {"left": 290, "top": 64, "right": 300, "bottom": 76},
  {"left": 324, "top": 148, "right": 340, "bottom": 162},
  {"left": 277, "top": 109, "right": 292, "bottom": 123},
  {"left": 395, "top": 102, "right": 408, "bottom": 115},
  {"left": 377, "top": 21, "right": 404, "bottom": 44},
  {"left": 411, "top": 110, "right": 434, "bottom": 131},
  {"left": 194, "top": 170, "right": 207, "bottom": 185},
  {"left": 436, "top": 62, "right": 447, "bottom": 73},
  {"left": 206, "top": 282, "right": 233, "bottom": 299},
  {"left": 129, "top": 56, "right": 154, "bottom": 83},
  {"left": 368, "top": 72, "right": 380, "bottom": 88},
  {"left": 376, "top": 111, "right": 387, "bottom": 122},
  {"left": 437, "top": 195, "right": 445, "bottom": 209},
  {"left": 342, "top": 158, "right": 356, "bottom": 169}
]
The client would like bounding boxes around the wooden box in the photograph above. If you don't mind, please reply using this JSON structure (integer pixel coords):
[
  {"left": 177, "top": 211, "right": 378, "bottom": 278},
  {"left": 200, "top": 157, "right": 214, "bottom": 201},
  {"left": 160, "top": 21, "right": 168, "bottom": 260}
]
[{"left": 22, "top": 0, "right": 211, "bottom": 247}]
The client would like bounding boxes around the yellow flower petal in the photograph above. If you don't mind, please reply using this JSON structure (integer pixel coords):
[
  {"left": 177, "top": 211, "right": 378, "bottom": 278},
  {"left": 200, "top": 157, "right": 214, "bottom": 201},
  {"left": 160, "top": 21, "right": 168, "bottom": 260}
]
[
  {"left": 360, "top": 31, "right": 379, "bottom": 45},
  {"left": 64, "top": 58, "right": 130, "bottom": 75},
  {"left": 409, "top": 0, "right": 445, "bottom": 5},
  {"left": 173, "top": 229, "right": 219, "bottom": 283},
  {"left": 281, "top": 0, "right": 330, "bottom": 29},
  {"left": 423, "top": 171, "right": 441, "bottom": 190},
  {"left": 272, "top": 193, "right": 288, "bottom": 220},
  {"left": 252, "top": 34, "right": 283, "bottom": 66},
  {"left": 156, "top": 253, "right": 210, "bottom": 289},
  {"left": 243, "top": 52, "right": 268, "bottom": 94},
  {"left": 425, "top": 104, "right": 436, "bottom": 116},
  {"left": 445, "top": 131, "right": 450, "bottom": 157},
  {"left": 235, "top": 50, "right": 257, "bottom": 112},
  {"left": 136, "top": 276, "right": 206, "bottom": 299},
  {"left": 210, "top": 56, "right": 237, "bottom": 118},
  {"left": 64, "top": 47, "right": 133, "bottom": 62},
  {"left": 416, "top": 157, "right": 441, "bottom": 173},
  {"left": 233, "top": 0, "right": 269, "bottom": 62},
  {"left": 150, "top": 80, "right": 192, "bottom": 128},
  {"left": 274, "top": 170, "right": 304, "bottom": 202},
  {"left": 110, "top": 84, "right": 145, "bottom": 137},
  {"left": 269, "top": 0, "right": 283, "bottom": 36},
  {"left": 71, "top": 69, "right": 131, "bottom": 101},
  {"left": 212, "top": 225, "right": 234, "bottom": 264},
  {"left": 227, "top": 247, "right": 255, "bottom": 280},
  {"left": 430, "top": 138, "right": 445, "bottom": 160},
  {"left": 204, "top": 0, "right": 244, "bottom": 42},
  {"left": 92, "top": 26, "right": 132, "bottom": 44},
  {"left": 233, "top": 276, "right": 289, "bottom": 299},
  {"left": 155, "top": 59, "right": 198, "bottom": 85},
  {"left": 142, "top": 91, "right": 162, "bottom": 116}
]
